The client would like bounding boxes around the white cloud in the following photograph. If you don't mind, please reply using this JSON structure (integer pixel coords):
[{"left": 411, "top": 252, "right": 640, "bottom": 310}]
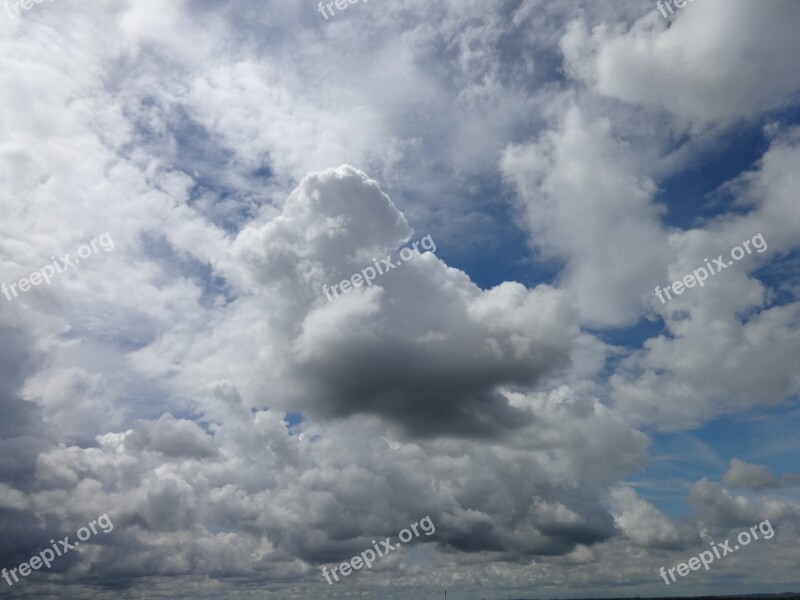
[
  {"left": 561, "top": 0, "right": 800, "bottom": 123},
  {"left": 502, "top": 105, "right": 671, "bottom": 327},
  {"left": 611, "top": 129, "right": 800, "bottom": 429},
  {"left": 610, "top": 487, "right": 697, "bottom": 549}
]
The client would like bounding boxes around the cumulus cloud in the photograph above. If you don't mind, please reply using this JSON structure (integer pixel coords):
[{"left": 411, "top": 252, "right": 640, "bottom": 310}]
[
  {"left": 610, "top": 128, "right": 800, "bottom": 430},
  {"left": 688, "top": 477, "right": 800, "bottom": 536},
  {"left": 610, "top": 487, "right": 697, "bottom": 550},
  {"left": 722, "top": 459, "right": 780, "bottom": 491},
  {"left": 125, "top": 413, "right": 218, "bottom": 458},
  {"left": 137, "top": 165, "right": 581, "bottom": 440},
  {"left": 560, "top": 0, "right": 800, "bottom": 122},
  {"left": 502, "top": 106, "right": 671, "bottom": 327}
]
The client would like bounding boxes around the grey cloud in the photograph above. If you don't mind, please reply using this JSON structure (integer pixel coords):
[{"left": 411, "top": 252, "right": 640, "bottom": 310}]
[
  {"left": 722, "top": 458, "right": 780, "bottom": 490},
  {"left": 126, "top": 413, "right": 218, "bottom": 458},
  {"left": 139, "top": 476, "right": 198, "bottom": 531},
  {"left": 297, "top": 335, "right": 546, "bottom": 439},
  {"left": 0, "top": 386, "right": 648, "bottom": 591},
  {"left": 227, "top": 166, "right": 580, "bottom": 439},
  {"left": 688, "top": 477, "right": 800, "bottom": 536},
  {"left": 0, "top": 327, "right": 52, "bottom": 488}
]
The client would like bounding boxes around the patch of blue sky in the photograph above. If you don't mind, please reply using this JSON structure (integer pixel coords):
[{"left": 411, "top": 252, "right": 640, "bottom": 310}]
[
  {"left": 135, "top": 230, "right": 236, "bottom": 308},
  {"left": 284, "top": 412, "right": 305, "bottom": 429},
  {"left": 633, "top": 404, "right": 800, "bottom": 517},
  {"left": 656, "top": 106, "right": 800, "bottom": 230}
]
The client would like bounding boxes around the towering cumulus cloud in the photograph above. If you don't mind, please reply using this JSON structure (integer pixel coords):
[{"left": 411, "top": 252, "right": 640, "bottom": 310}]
[{"left": 223, "top": 166, "right": 579, "bottom": 437}]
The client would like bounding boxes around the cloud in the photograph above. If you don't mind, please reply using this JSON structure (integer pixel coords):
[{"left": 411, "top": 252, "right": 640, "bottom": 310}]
[
  {"left": 144, "top": 165, "right": 582, "bottom": 440},
  {"left": 560, "top": 0, "right": 800, "bottom": 122},
  {"left": 610, "top": 128, "right": 800, "bottom": 430},
  {"left": 722, "top": 458, "right": 780, "bottom": 490},
  {"left": 688, "top": 477, "right": 800, "bottom": 536},
  {"left": 610, "top": 487, "right": 698, "bottom": 550},
  {"left": 0, "top": 327, "right": 52, "bottom": 488},
  {"left": 502, "top": 106, "right": 671, "bottom": 327},
  {"left": 125, "top": 413, "right": 218, "bottom": 458}
]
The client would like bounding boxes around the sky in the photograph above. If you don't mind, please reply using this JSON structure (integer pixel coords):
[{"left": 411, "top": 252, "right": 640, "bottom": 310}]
[{"left": 0, "top": 0, "right": 799, "bottom": 598}]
